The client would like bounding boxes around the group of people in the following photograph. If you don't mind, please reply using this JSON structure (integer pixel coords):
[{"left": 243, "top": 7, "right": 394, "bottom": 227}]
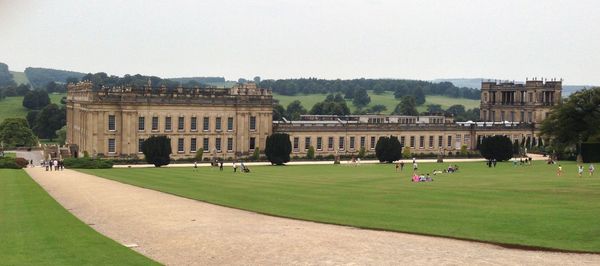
[
  {"left": 193, "top": 160, "right": 250, "bottom": 173},
  {"left": 41, "top": 159, "right": 64, "bottom": 171}
]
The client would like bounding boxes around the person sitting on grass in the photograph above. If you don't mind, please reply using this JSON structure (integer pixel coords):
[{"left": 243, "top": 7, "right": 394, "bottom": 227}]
[{"left": 432, "top": 170, "right": 443, "bottom": 175}]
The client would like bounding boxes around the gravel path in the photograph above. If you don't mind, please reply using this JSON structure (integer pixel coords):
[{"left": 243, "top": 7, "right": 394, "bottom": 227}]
[{"left": 26, "top": 168, "right": 600, "bottom": 265}]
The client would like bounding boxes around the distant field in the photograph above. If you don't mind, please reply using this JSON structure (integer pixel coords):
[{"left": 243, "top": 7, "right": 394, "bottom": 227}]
[
  {"left": 10, "top": 71, "right": 30, "bottom": 85},
  {"left": 273, "top": 91, "right": 480, "bottom": 114},
  {"left": 0, "top": 93, "right": 65, "bottom": 123}
]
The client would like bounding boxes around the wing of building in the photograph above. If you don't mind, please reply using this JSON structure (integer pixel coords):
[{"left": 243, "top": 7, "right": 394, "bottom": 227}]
[{"left": 65, "top": 79, "right": 560, "bottom": 159}]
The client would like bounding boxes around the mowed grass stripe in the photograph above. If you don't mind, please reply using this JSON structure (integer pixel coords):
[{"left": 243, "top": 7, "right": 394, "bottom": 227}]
[
  {"left": 82, "top": 161, "right": 600, "bottom": 252},
  {"left": 0, "top": 169, "right": 157, "bottom": 265}
]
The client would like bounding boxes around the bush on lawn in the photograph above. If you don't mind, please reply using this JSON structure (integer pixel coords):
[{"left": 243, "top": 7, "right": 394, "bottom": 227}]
[
  {"left": 14, "top": 157, "right": 29, "bottom": 168},
  {"left": 479, "top": 135, "right": 513, "bottom": 161},
  {"left": 375, "top": 136, "right": 402, "bottom": 163},
  {"left": 265, "top": 133, "right": 292, "bottom": 165},
  {"left": 63, "top": 158, "right": 113, "bottom": 169},
  {"left": 0, "top": 158, "right": 23, "bottom": 169},
  {"left": 142, "top": 135, "right": 172, "bottom": 167}
]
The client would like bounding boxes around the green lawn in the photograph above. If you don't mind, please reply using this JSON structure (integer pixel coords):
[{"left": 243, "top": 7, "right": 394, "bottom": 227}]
[
  {"left": 273, "top": 91, "right": 480, "bottom": 114},
  {"left": 10, "top": 71, "right": 30, "bottom": 85},
  {"left": 0, "top": 169, "right": 157, "bottom": 265},
  {"left": 0, "top": 93, "right": 65, "bottom": 123},
  {"left": 82, "top": 161, "right": 600, "bottom": 252}
]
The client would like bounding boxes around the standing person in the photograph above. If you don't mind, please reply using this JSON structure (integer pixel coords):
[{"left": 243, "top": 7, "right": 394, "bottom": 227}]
[
  {"left": 219, "top": 161, "right": 223, "bottom": 171},
  {"left": 557, "top": 164, "right": 562, "bottom": 176},
  {"left": 589, "top": 164, "right": 595, "bottom": 176},
  {"left": 54, "top": 159, "right": 58, "bottom": 171},
  {"left": 492, "top": 158, "right": 497, "bottom": 167},
  {"left": 30, "top": 159, "right": 34, "bottom": 167},
  {"left": 578, "top": 164, "right": 584, "bottom": 177},
  {"left": 412, "top": 157, "right": 416, "bottom": 164},
  {"left": 193, "top": 161, "right": 198, "bottom": 172},
  {"left": 413, "top": 162, "right": 418, "bottom": 171},
  {"left": 233, "top": 161, "right": 238, "bottom": 172},
  {"left": 400, "top": 161, "right": 404, "bottom": 171},
  {"left": 395, "top": 162, "right": 399, "bottom": 172}
]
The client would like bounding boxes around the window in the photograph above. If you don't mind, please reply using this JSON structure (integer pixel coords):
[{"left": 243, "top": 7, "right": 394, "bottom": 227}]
[
  {"left": 293, "top": 137, "right": 299, "bottom": 150},
  {"left": 138, "top": 117, "right": 145, "bottom": 131},
  {"left": 178, "top": 117, "right": 184, "bottom": 131},
  {"left": 108, "top": 139, "right": 115, "bottom": 153},
  {"left": 249, "top": 137, "right": 256, "bottom": 150},
  {"left": 410, "top": 136, "right": 415, "bottom": 148},
  {"left": 152, "top": 116, "right": 159, "bottom": 131},
  {"left": 203, "top": 138, "right": 209, "bottom": 152},
  {"left": 438, "top": 136, "right": 443, "bottom": 147},
  {"left": 528, "top": 92, "right": 533, "bottom": 103},
  {"left": 400, "top": 136, "right": 405, "bottom": 147},
  {"left": 419, "top": 136, "right": 425, "bottom": 149},
  {"left": 177, "top": 138, "right": 184, "bottom": 153},
  {"left": 520, "top": 111, "right": 525, "bottom": 122},
  {"left": 191, "top": 117, "right": 197, "bottom": 131},
  {"left": 138, "top": 139, "right": 144, "bottom": 153},
  {"left": 191, "top": 138, "right": 197, "bottom": 152},
  {"left": 328, "top": 137, "right": 334, "bottom": 150},
  {"left": 227, "top": 117, "right": 234, "bottom": 131},
  {"left": 215, "top": 137, "right": 222, "bottom": 151},
  {"left": 456, "top": 134, "right": 462, "bottom": 149},
  {"left": 360, "top": 136, "right": 365, "bottom": 149},
  {"left": 304, "top": 137, "right": 311, "bottom": 150},
  {"left": 215, "top": 117, "right": 222, "bottom": 131},
  {"left": 203, "top": 117, "right": 209, "bottom": 131},
  {"left": 349, "top": 136, "right": 355, "bottom": 150},
  {"left": 370, "top": 136, "right": 376, "bottom": 150},
  {"left": 528, "top": 112, "right": 533, "bottom": 123},
  {"left": 510, "top": 111, "right": 515, "bottom": 122},
  {"left": 429, "top": 136, "right": 434, "bottom": 148},
  {"left": 227, "top": 137, "right": 233, "bottom": 151},
  {"left": 250, "top": 116, "right": 256, "bottom": 130},
  {"left": 500, "top": 111, "right": 505, "bottom": 121},
  {"left": 316, "top": 137, "right": 322, "bottom": 150},
  {"left": 108, "top": 115, "right": 116, "bottom": 131},
  {"left": 482, "top": 110, "right": 487, "bottom": 121},
  {"left": 447, "top": 136, "right": 452, "bottom": 148},
  {"left": 165, "top": 117, "right": 172, "bottom": 131},
  {"left": 338, "top": 136, "right": 345, "bottom": 150}
]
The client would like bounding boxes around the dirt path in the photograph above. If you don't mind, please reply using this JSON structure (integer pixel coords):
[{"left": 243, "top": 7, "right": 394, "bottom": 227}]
[{"left": 26, "top": 168, "right": 600, "bottom": 265}]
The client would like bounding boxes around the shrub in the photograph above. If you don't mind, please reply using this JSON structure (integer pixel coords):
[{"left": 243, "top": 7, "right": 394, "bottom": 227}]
[
  {"left": 0, "top": 158, "right": 23, "bottom": 169},
  {"left": 402, "top": 146, "right": 411, "bottom": 159},
  {"left": 252, "top": 147, "right": 261, "bottom": 160},
  {"left": 357, "top": 147, "right": 366, "bottom": 158},
  {"left": 460, "top": 145, "right": 468, "bottom": 156},
  {"left": 479, "top": 135, "right": 513, "bottom": 161},
  {"left": 265, "top": 133, "right": 292, "bottom": 165},
  {"left": 142, "top": 135, "right": 172, "bottom": 167},
  {"left": 83, "top": 151, "right": 89, "bottom": 158},
  {"left": 63, "top": 158, "right": 113, "bottom": 169},
  {"left": 14, "top": 157, "right": 29, "bottom": 168},
  {"left": 306, "top": 146, "right": 315, "bottom": 159},
  {"left": 375, "top": 136, "right": 402, "bottom": 163},
  {"left": 195, "top": 149, "right": 203, "bottom": 161}
]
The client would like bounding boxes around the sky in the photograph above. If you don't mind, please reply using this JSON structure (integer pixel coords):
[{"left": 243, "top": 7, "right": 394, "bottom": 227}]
[{"left": 1, "top": 0, "right": 599, "bottom": 84}]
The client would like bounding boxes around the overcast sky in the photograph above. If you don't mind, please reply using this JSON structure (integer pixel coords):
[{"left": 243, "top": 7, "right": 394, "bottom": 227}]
[{"left": 1, "top": 0, "right": 599, "bottom": 84}]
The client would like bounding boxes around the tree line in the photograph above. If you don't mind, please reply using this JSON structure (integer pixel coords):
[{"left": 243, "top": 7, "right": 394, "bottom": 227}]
[{"left": 259, "top": 78, "right": 481, "bottom": 100}]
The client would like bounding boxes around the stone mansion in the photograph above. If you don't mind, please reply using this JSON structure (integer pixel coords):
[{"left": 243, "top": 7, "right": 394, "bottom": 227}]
[{"left": 65, "top": 79, "right": 560, "bottom": 159}]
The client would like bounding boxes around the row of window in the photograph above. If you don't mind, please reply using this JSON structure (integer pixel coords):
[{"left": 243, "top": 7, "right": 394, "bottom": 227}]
[
  {"left": 127, "top": 137, "right": 257, "bottom": 154},
  {"left": 108, "top": 115, "right": 258, "bottom": 132},
  {"left": 482, "top": 110, "right": 535, "bottom": 123},
  {"left": 291, "top": 135, "right": 468, "bottom": 152}
]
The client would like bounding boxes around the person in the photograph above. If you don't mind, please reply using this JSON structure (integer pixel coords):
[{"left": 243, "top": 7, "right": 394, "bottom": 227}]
[
  {"left": 219, "top": 161, "right": 224, "bottom": 171},
  {"left": 395, "top": 162, "right": 399, "bottom": 172},
  {"left": 412, "top": 157, "right": 416, "bottom": 164},
  {"left": 193, "top": 161, "right": 198, "bottom": 171},
  {"left": 400, "top": 161, "right": 404, "bottom": 171},
  {"left": 356, "top": 157, "right": 360, "bottom": 165},
  {"left": 53, "top": 159, "right": 58, "bottom": 171},
  {"left": 233, "top": 161, "right": 238, "bottom": 172},
  {"left": 30, "top": 159, "right": 34, "bottom": 167},
  {"left": 578, "top": 164, "right": 584, "bottom": 177},
  {"left": 492, "top": 158, "right": 497, "bottom": 167},
  {"left": 413, "top": 162, "right": 418, "bottom": 171},
  {"left": 589, "top": 164, "right": 595, "bottom": 176},
  {"left": 557, "top": 164, "right": 562, "bottom": 176}
]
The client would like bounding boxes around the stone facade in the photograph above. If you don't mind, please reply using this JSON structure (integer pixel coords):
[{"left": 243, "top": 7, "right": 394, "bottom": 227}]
[
  {"left": 66, "top": 81, "right": 272, "bottom": 159},
  {"left": 480, "top": 79, "right": 562, "bottom": 124},
  {"left": 66, "top": 79, "right": 556, "bottom": 159}
]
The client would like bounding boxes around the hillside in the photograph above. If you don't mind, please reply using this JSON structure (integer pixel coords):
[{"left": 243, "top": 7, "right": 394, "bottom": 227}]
[
  {"left": 25, "top": 67, "right": 86, "bottom": 88},
  {"left": 0, "top": 93, "right": 65, "bottom": 123},
  {"left": 10, "top": 71, "right": 29, "bottom": 85},
  {"left": 273, "top": 91, "right": 480, "bottom": 114}
]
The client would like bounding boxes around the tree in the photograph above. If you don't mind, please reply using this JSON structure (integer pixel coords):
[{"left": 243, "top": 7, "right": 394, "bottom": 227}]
[
  {"left": 56, "top": 126, "right": 67, "bottom": 145},
  {"left": 0, "top": 118, "right": 37, "bottom": 147},
  {"left": 265, "top": 133, "right": 292, "bottom": 165},
  {"left": 26, "top": 110, "right": 40, "bottom": 128},
  {"left": 252, "top": 147, "right": 261, "bottom": 160},
  {"left": 286, "top": 100, "right": 307, "bottom": 120},
  {"left": 22, "top": 90, "right": 50, "bottom": 110},
  {"left": 513, "top": 139, "right": 520, "bottom": 155},
  {"left": 45, "top": 81, "right": 65, "bottom": 93},
  {"left": 358, "top": 146, "right": 366, "bottom": 158},
  {"left": 15, "top": 84, "right": 30, "bottom": 96},
  {"left": 273, "top": 103, "right": 286, "bottom": 121},
  {"left": 368, "top": 104, "right": 387, "bottom": 114},
  {"left": 426, "top": 104, "right": 443, "bottom": 114},
  {"left": 414, "top": 87, "right": 426, "bottom": 105},
  {"left": 479, "top": 135, "right": 513, "bottom": 161},
  {"left": 352, "top": 88, "right": 371, "bottom": 107},
  {"left": 32, "top": 104, "right": 65, "bottom": 140},
  {"left": 446, "top": 104, "right": 466, "bottom": 117},
  {"left": 393, "top": 96, "right": 418, "bottom": 115},
  {"left": 541, "top": 87, "right": 600, "bottom": 155},
  {"left": 142, "top": 136, "right": 172, "bottom": 167},
  {"left": 375, "top": 136, "right": 402, "bottom": 163},
  {"left": 306, "top": 146, "right": 315, "bottom": 159}
]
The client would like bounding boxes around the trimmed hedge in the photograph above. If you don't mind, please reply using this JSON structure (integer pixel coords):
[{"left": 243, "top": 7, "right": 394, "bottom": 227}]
[
  {"left": 63, "top": 158, "right": 113, "bottom": 169},
  {"left": 0, "top": 158, "right": 23, "bottom": 169}
]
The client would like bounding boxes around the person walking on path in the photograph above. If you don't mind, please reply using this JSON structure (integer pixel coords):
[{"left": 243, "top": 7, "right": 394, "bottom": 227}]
[{"left": 589, "top": 164, "right": 595, "bottom": 176}]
